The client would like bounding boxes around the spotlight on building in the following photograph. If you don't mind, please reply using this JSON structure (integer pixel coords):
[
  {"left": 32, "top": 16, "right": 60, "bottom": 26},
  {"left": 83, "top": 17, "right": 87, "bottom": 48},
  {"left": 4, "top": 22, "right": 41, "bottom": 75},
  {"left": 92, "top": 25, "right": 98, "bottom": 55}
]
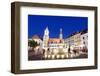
[
  {"left": 48, "top": 55, "right": 51, "bottom": 59},
  {"left": 51, "top": 55, "right": 55, "bottom": 59},
  {"left": 56, "top": 55, "right": 60, "bottom": 59},
  {"left": 61, "top": 55, "right": 65, "bottom": 59},
  {"left": 65, "top": 53, "right": 69, "bottom": 58},
  {"left": 44, "top": 54, "right": 47, "bottom": 59}
]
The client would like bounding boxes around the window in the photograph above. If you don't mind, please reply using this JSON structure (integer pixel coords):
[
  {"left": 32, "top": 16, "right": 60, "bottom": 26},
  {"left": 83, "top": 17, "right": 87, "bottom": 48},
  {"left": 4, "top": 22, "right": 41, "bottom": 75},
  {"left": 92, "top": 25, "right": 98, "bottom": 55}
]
[{"left": 83, "top": 42, "right": 85, "bottom": 44}]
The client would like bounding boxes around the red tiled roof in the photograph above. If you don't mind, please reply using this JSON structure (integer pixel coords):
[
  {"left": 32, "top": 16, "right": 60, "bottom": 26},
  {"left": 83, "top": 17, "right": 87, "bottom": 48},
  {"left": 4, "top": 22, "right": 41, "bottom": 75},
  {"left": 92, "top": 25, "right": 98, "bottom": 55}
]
[
  {"left": 32, "top": 35, "right": 40, "bottom": 39},
  {"left": 48, "top": 38, "right": 63, "bottom": 43}
]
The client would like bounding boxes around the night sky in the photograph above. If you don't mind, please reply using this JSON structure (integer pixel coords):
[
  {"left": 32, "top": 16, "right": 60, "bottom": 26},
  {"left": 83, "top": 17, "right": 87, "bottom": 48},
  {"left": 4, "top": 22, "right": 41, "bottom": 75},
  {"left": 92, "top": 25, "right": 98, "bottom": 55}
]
[{"left": 28, "top": 15, "right": 88, "bottom": 39}]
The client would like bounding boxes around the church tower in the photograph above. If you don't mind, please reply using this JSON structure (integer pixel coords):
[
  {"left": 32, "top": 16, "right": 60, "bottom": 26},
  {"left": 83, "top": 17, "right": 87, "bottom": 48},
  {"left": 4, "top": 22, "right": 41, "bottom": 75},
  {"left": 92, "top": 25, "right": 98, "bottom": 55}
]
[
  {"left": 43, "top": 27, "right": 49, "bottom": 48},
  {"left": 59, "top": 28, "right": 63, "bottom": 39}
]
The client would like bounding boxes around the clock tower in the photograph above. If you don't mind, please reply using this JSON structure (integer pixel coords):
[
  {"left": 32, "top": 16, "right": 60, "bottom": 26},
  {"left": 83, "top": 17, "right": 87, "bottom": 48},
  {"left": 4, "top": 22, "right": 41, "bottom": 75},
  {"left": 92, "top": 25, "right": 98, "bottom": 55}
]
[{"left": 43, "top": 27, "right": 49, "bottom": 49}]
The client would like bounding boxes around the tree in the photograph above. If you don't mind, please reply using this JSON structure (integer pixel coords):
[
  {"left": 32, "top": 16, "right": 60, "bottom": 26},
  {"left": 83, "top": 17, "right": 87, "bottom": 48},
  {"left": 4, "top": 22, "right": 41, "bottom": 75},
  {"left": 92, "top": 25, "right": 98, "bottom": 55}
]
[{"left": 28, "top": 40, "right": 38, "bottom": 48}]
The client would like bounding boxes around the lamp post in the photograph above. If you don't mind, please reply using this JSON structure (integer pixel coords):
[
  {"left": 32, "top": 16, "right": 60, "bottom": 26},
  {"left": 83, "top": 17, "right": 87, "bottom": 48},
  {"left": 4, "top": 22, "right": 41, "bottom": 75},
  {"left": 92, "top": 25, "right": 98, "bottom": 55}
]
[{"left": 68, "top": 44, "right": 71, "bottom": 58}]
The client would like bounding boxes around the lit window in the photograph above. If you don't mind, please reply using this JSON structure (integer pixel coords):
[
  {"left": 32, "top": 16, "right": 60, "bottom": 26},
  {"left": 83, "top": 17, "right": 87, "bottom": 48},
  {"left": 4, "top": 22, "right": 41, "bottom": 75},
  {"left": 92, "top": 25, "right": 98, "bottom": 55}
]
[{"left": 83, "top": 42, "right": 85, "bottom": 44}]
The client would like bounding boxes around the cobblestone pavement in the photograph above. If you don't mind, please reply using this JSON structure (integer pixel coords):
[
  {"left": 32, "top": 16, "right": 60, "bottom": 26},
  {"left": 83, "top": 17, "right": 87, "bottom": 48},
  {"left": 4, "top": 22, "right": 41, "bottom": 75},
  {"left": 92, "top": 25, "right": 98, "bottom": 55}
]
[{"left": 28, "top": 50, "right": 87, "bottom": 60}]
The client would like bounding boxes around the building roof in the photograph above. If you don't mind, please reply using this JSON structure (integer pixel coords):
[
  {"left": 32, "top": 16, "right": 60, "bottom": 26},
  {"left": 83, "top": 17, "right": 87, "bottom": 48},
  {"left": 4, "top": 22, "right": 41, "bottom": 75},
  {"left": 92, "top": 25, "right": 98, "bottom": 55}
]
[
  {"left": 66, "top": 32, "right": 80, "bottom": 38},
  {"left": 66, "top": 29, "right": 87, "bottom": 38},
  {"left": 32, "top": 35, "right": 40, "bottom": 39},
  {"left": 80, "top": 29, "right": 88, "bottom": 35},
  {"left": 48, "top": 38, "right": 63, "bottom": 43}
]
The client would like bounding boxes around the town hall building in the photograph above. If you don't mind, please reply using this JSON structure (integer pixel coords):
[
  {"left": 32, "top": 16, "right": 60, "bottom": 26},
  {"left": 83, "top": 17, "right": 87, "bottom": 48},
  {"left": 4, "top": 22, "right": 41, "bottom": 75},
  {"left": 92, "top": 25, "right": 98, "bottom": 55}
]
[{"left": 42, "top": 27, "right": 68, "bottom": 59}]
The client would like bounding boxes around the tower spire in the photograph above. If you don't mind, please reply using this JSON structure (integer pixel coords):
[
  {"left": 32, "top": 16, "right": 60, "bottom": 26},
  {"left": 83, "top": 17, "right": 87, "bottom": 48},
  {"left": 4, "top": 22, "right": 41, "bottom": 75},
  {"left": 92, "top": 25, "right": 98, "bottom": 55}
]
[
  {"left": 43, "top": 26, "right": 49, "bottom": 48},
  {"left": 59, "top": 28, "right": 63, "bottom": 39}
]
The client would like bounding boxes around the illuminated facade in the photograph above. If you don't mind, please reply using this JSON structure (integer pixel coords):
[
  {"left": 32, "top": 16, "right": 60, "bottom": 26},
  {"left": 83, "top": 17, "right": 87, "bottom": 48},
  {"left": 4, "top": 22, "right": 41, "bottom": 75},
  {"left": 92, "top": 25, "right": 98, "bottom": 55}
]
[
  {"left": 80, "top": 31, "right": 88, "bottom": 49},
  {"left": 65, "top": 30, "right": 88, "bottom": 53},
  {"left": 28, "top": 28, "right": 88, "bottom": 59},
  {"left": 42, "top": 27, "right": 68, "bottom": 59}
]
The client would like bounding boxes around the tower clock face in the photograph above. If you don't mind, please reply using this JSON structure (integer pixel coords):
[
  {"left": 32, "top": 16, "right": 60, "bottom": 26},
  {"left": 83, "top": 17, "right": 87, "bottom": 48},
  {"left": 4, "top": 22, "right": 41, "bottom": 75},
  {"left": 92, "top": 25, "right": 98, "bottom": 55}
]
[
  {"left": 45, "top": 27, "right": 49, "bottom": 35},
  {"left": 45, "top": 30, "right": 49, "bottom": 35}
]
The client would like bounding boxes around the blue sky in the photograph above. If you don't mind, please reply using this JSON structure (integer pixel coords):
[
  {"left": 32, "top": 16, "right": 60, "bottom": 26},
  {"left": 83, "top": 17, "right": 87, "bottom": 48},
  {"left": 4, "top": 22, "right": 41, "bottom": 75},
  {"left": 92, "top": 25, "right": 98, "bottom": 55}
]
[{"left": 28, "top": 15, "right": 88, "bottom": 39}]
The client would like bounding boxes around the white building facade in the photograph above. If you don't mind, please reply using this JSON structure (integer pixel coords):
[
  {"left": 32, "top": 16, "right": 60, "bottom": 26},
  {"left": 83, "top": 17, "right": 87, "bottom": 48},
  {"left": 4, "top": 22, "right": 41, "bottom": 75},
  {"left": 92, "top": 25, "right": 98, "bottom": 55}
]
[
  {"left": 42, "top": 27, "right": 68, "bottom": 59},
  {"left": 80, "top": 32, "right": 88, "bottom": 49},
  {"left": 64, "top": 30, "right": 88, "bottom": 55},
  {"left": 28, "top": 27, "right": 88, "bottom": 59}
]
